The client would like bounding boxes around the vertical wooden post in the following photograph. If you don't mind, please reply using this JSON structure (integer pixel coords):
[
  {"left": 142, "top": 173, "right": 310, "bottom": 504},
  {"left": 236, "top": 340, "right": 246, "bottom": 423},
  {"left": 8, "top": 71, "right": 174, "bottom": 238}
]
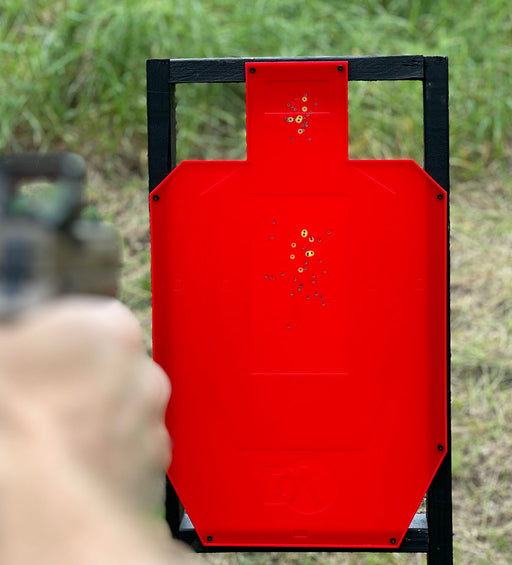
[
  {"left": 146, "top": 58, "right": 182, "bottom": 538},
  {"left": 423, "top": 56, "right": 453, "bottom": 565},
  {"left": 147, "top": 59, "right": 176, "bottom": 192}
]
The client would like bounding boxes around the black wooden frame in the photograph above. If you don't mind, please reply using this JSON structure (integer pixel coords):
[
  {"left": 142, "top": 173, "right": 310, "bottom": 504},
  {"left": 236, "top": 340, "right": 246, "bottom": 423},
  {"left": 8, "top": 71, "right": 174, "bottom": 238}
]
[{"left": 147, "top": 56, "right": 452, "bottom": 564}]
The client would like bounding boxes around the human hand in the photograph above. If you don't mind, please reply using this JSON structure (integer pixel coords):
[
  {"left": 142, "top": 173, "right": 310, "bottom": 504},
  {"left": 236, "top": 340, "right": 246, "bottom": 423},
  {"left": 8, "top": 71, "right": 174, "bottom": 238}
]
[{"left": 0, "top": 297, "right": 190, "bottom": 564}]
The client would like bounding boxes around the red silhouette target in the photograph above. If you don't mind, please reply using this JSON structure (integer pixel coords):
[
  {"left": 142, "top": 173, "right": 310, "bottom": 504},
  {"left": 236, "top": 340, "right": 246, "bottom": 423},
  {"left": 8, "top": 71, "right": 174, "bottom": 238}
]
[{"left": 150, "top": 61, "right": 447, "bottom": 548}]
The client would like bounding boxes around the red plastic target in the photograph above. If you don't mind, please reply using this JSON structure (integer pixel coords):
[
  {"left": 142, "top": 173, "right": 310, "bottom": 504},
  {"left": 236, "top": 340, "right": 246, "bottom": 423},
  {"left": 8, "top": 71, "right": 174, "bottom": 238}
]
[{"left": 150, "top": 61, "right": 447, "bottom": 548}]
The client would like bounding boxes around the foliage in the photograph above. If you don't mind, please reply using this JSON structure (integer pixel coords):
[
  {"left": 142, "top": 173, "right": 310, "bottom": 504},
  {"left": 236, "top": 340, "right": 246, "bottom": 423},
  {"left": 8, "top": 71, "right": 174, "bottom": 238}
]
[{"left": 1, "top": 0, "right": 511, "bottom": 184}]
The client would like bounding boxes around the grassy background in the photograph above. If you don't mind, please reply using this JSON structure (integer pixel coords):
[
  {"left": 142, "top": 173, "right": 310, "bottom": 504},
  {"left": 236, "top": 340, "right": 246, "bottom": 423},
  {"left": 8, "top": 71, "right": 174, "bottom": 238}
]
[{"left": 2, "top": 0, "right": 512, "bottom": 563}]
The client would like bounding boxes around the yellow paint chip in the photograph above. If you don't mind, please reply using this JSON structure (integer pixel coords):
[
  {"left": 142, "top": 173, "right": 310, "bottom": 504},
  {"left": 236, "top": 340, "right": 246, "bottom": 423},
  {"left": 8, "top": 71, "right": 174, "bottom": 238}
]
[
  {"left": 298, "top": 128, "right": 304, "bottom": 134},
  {"left": 295, "top": 115, "right": 303, "bottom": 123},
  {"left": 298, "top": 267, "right": 304, "bottom": 273},
  {"left": 291, "top": 242, "right": 296, "bottom": 248},
  {"left": 302, "top": 106, "right": 308, "bottom": 112},
  {"left": 306, "top": 250, "right": 315, "bottom": 257},
  {"left": 290, "top": 254, "right": 296, "bottom": 259},
  {"left": 301, "top": 229, "right": 308, "bottom": 238},
  {"left": 286, "top": 117, "right": 294, "bottom": 122},
  {"left": 309, "top": 236, "right": 314, "bottom": 242},
  {"left": 302, "top": 96, "right": 307, "bottom": 102}
]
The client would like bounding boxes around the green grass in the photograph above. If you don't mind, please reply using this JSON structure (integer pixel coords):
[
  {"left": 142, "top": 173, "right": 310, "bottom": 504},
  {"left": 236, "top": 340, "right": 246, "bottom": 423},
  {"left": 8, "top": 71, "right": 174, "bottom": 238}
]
[
  {"left": 1, "top": 0, "right": 511, "bottom": 185},
  {"left": 2, "top": 0, "right": 512, "bottom": 563}
]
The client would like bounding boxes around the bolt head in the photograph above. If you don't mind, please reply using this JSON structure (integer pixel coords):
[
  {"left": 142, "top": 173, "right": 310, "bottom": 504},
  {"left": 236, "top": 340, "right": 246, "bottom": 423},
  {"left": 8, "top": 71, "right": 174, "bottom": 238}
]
[{"left": 152, "top": 195, "right": 159, "bottom": 201}]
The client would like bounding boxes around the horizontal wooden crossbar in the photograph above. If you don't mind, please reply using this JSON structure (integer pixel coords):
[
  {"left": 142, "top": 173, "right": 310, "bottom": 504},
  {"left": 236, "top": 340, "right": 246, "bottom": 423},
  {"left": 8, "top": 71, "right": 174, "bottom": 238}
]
[{"left": 160, "top": 55, "right": 424, "bottom": 83}]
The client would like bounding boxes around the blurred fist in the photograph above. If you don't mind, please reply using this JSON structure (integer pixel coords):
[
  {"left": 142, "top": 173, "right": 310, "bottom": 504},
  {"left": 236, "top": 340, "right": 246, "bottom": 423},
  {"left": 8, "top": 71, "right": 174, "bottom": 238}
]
[{"left": 0, "top": 297, "right": 171, "bottom": 514}]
